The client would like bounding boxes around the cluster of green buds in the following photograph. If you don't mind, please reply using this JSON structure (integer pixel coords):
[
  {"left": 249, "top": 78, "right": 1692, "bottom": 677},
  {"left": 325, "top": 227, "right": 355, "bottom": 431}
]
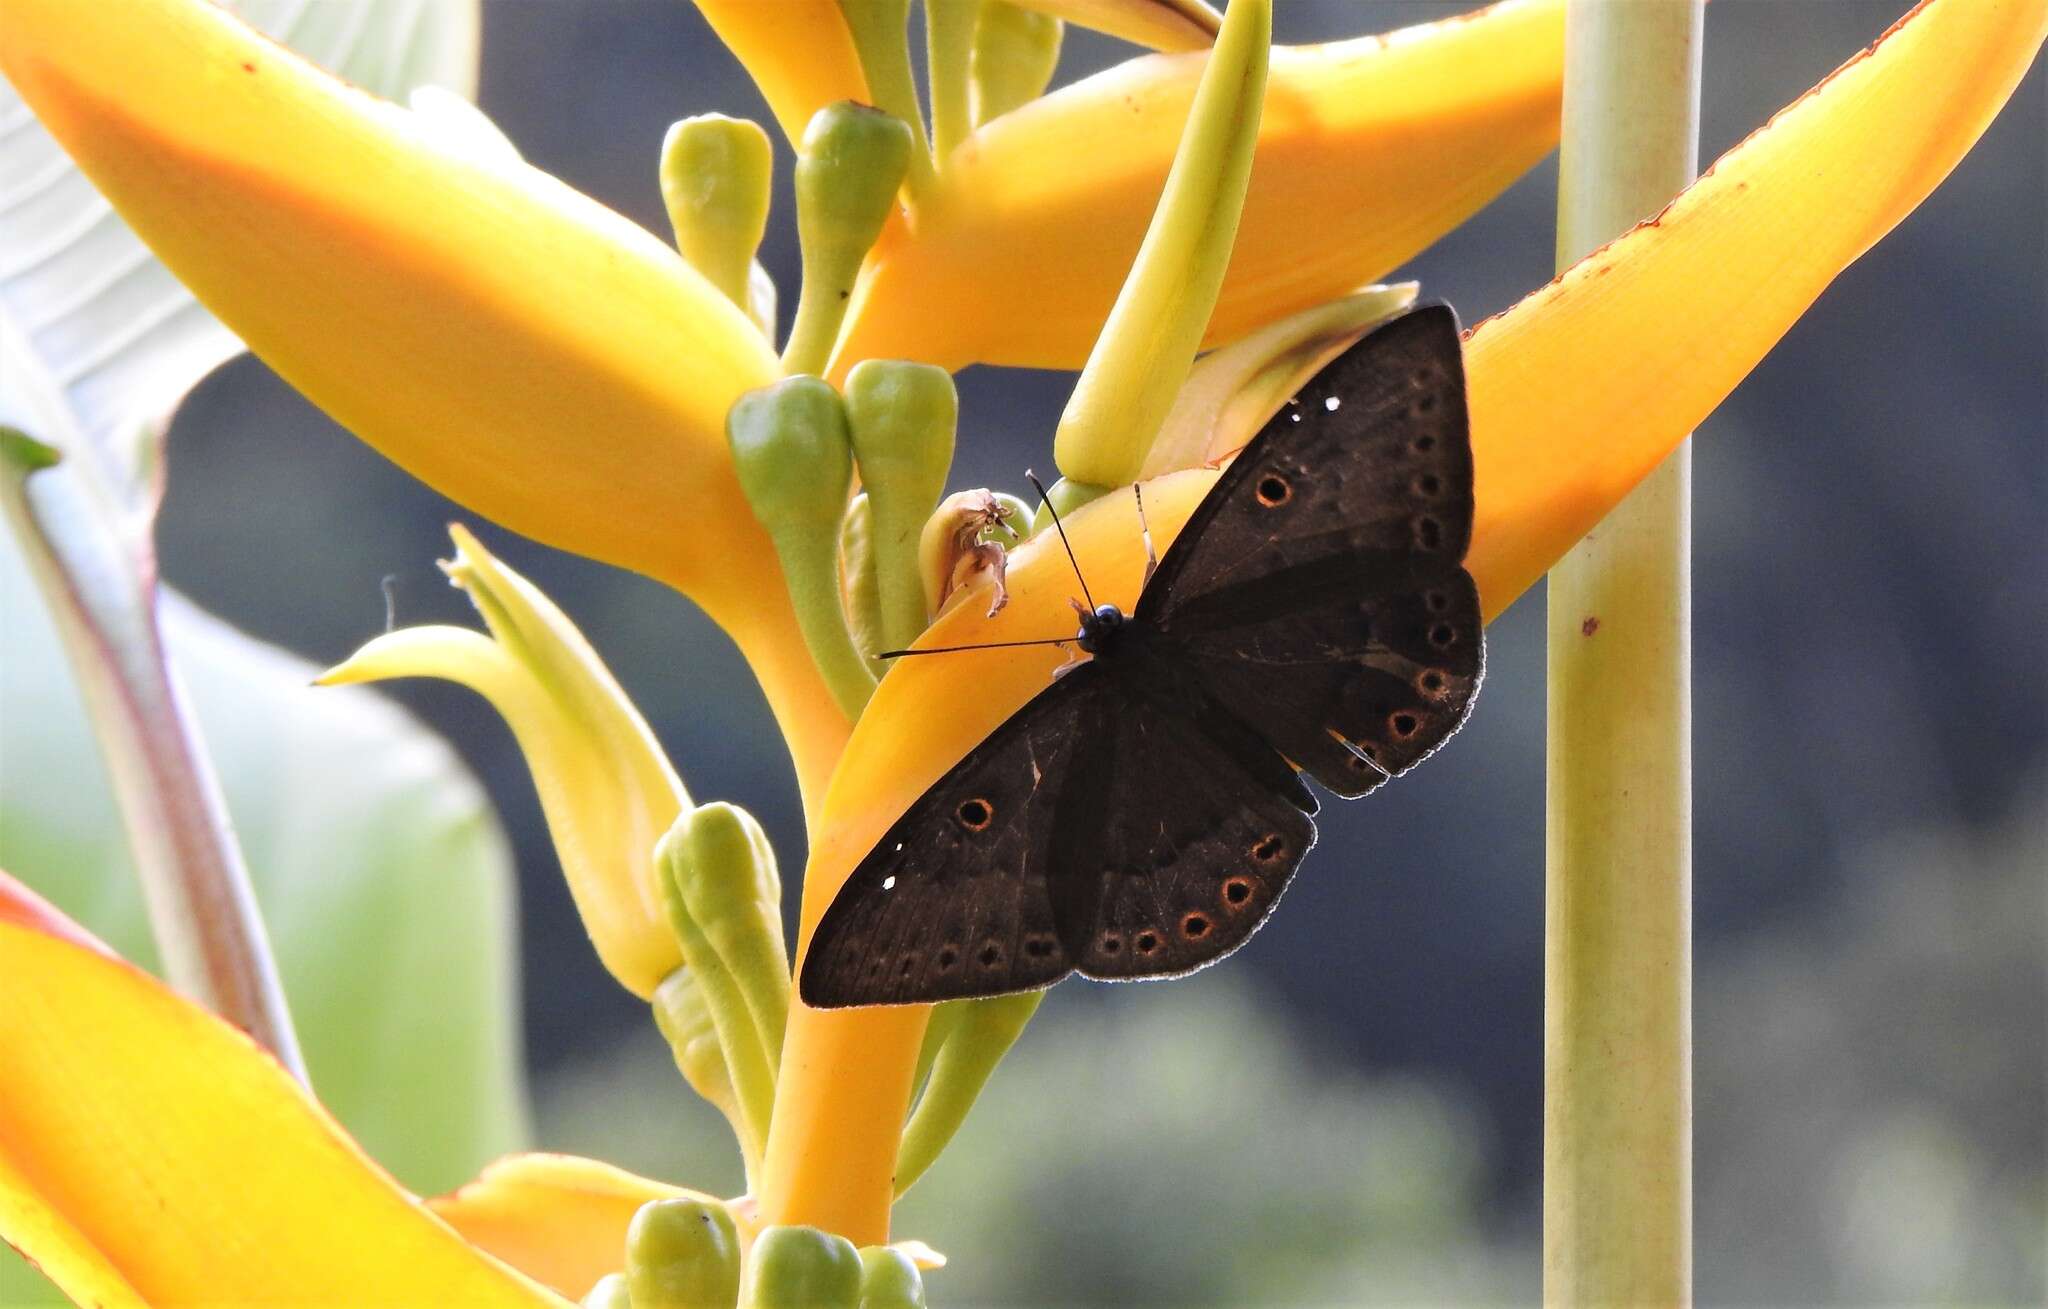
[
  {"left": 661, "top": 89, "right": 1051, "bottom": 718},
  {"left": 581, "top": 1198, "right": 928, "bottom": 1308}
]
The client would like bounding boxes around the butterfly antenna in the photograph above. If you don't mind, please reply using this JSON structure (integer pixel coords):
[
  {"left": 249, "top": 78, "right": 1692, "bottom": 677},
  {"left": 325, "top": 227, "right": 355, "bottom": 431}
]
[
  {"left": 1025, "top": 470, "right": 1097, "bottom": 612},
  {"left": 878, "top": 636, "right": 1073, "bottom": 659}
]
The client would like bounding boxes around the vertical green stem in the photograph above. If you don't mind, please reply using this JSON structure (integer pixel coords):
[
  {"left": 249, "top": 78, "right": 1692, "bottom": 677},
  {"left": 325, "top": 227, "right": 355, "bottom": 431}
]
[
  {"left": 925, "top": 0, "right": 979, "bottom": 163},
  {"left": 1546, "top": 2, "right": 1700, "bottom": 1304}
]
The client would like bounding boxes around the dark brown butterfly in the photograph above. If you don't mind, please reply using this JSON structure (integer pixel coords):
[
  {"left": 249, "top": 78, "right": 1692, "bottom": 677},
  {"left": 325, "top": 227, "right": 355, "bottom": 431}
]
[{"left": 800, "top": 304, "right": 1482, "bottom": 1008}]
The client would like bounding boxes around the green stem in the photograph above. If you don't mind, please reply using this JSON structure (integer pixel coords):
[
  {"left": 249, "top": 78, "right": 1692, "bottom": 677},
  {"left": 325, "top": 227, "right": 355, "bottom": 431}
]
[
  {"left": 893, "top": 990, "right": 1040, "bottom": 1196},
  {"left": 837, "top": 0, "right": 936, "bottom": 202},
  {"left": 925, "top": 0, "right": 979, "bottom": 163},
  {"left": 0, "top": 425, "right": 305, "bottom": 1080},
  {"left": 1545, "top": 2, "right": 1700, "bottom": 1304}
]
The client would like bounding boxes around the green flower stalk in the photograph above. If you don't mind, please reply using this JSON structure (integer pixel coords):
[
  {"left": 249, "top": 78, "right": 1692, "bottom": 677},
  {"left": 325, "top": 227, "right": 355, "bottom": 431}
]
[
  {"left": 660, "top": 114, "right": 776, "bottom": 338},
  {"left": 893, "top": 991, "right": 1043, "bottom": 1197},
  {"left": 625, "top": 1197, "right": 743, "bottom": 1309},
  {"left": 840, "top": 493, "right": 889, "bottom": 668},
  {"left": 744, "top": 1225, "right": 864, "bottom": 1308},
  {"left": 784, "top": 103, "right": 914, "bottom": 378},
  {"left": 1545, "top": 0, "right": 1702, "bottom": 1302},
  {"left": 843, "top": 360, "right": 958, "bottom": 652},
  {"left": 923, "top": 0, "right": 977, "bottom": 161},
  {"left": 652, "top": 968, "right": 753, "bottom": 1183},
  {"left": 1051, "top": 0, "right": 1270, "bottom": 487},
  {"left": 835, "top": 0, "right": 935, "bottom": 200},
  {"left": 728, "top": 377, "right": 876, "bottom": 718}
]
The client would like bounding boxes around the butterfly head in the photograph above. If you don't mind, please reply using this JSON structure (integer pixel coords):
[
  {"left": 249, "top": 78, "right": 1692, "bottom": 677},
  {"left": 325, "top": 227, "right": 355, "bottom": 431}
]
[{"left": 1074, "top": 602, "right": 1127, "bottom": 655}]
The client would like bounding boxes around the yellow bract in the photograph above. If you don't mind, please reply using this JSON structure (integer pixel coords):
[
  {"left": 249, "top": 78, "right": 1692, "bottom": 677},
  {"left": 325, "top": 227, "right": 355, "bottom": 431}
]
[
  {"left": 833, "top": 0, "right": 1568, "bottom": 373},
  {"left": 429, "top": 1153, "right": 704, "bottom": 1300},
  {"left": 321, "top": 526, "right": 690, "bottom": 999},
  {"left": 0, "top": 917, "right": 566, "bottom": 1306}
]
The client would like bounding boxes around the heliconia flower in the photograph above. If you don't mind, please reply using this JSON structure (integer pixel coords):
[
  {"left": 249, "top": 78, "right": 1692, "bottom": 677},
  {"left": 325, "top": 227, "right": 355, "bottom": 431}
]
[
  {"left": 0, "top": 0, "right": 2039, "bottom": 1284},
  {"left": 317, "top": 525, "right": 690, "bottom": 1000}
]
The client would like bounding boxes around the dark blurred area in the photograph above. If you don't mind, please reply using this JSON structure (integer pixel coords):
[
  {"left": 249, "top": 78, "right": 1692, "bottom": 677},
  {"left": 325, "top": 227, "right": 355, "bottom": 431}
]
[{"left": 156, "top": 2, "right": 2042, "bottom": 1303}]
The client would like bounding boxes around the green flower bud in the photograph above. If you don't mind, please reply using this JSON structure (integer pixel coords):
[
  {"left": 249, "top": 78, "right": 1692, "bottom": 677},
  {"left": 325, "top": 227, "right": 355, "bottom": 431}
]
[
  {"left": 970, "top": 3, "right": 1063, "bottom": 127},
  {"left": 895, "top": 991, "right": 1043, "bottom": 1197},
  {"left": 857, "top": 1245, "right": 926, "bottom": 1308},
  {"left": 841, "top": 493, "right": 888, "bottom": 671},
  {"left": 744, "top": 1225, "right": 863, "bottom": 1309},
  {"left": 652, "top": 967, "right": 755, "bottom": 1184},
  {"left": 627, "top": 1197, "right": 743, "bottom": 1309},
  {"left": 658, "top": 820, "right": 778, "bottom": 1171},
  {"left": 728, "top": 377, "right": 876, "bottom": 719},
  {"left": 660, "top": 115, "right": 774, "bottom": 321},
  {"left": 782, "top": 103, "right": 915, "bottom": 376},
  {"left": 581, "top": 1272, "right": 633, "bottom": 1309},
  {"left": 844, "top": 360, "right": 958, "bottom": 651},
  {"left": 670, "top": 802, "right": 788, "bottom": 1071},
  {"left": 1029, "top": 476, "right": 1111, "bottom": 536}
]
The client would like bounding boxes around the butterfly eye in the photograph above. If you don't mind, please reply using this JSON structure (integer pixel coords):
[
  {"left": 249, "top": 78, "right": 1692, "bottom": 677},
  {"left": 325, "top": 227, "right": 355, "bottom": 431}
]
[
  {"left": 936, "top": 946, "right": 959, "bottom": 971},
  {"left": 1418, "top": 670, "right": 1447, "bottom": 696},
  {"left": 1429, "top": 622, "right": 1457, "bottom": 648},
  {"left": 956, "top": 798, "right": 994, "bottom": 831},
  {"left": 1180, "top": 913, "right": 1212, "bottom": 940},
  {"left": 1222, "top": 877, "right": 1255, "bottom": 907},
  {"left": 1255, "top": 474, "right": 1292, "bottom": 507},
  {"left": 1414, "top": 515, "right": 1444, "bottom": 550},
  {"left": 1251, "top": 834, "right": 1286, "bottom": 863},
  {"left": 1134, "top": 930, "right": 1161, "bottom": 955},
  {"left": 977, "top": 941, "right": 1004, "bottom": 968}
]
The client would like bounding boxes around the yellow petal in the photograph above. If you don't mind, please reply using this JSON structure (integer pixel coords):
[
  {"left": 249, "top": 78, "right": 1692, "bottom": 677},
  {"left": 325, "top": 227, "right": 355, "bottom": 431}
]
[
  {"left": 429, "top": 1154, "right": 706, "bottom": 1300},
  {"left": 833, "top": 0, "right": 1565, "bottom": 373},
  {"left": 1462, "top": 0, "right": 2048, "bottom": 618},
  {"left": 319, "top": 527, "right": 687, "bottom": 999},
  {"left": 694, "top": 0, "right": 871, "bottom": 145},
  {"left": 0, "top": 897, "right": 565, "bottom": 1305},
  {"left": 0, "top": 0, "right": 853, "bottom": 815}
]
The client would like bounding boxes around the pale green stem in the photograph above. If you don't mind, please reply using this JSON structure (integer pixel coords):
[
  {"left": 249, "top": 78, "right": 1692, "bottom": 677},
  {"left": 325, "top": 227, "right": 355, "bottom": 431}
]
[
  {"left": 1051, "top": 0, "right": 1269, "bottom": 488},
  {"left": 838, "top": 0, "right": 937, "bottom": 202},
  {"left": 925, "top": 0, "right": 980, "bottom": 162},
  {"left": 893, "top": 990, "right": 1040, "bottom": 1196},
  {"left": 0, "top": 427, "right": 305, "bottom": 1081},
  {"left": 1545, "top": 2, "right": 1701, "bottom": 1304}
]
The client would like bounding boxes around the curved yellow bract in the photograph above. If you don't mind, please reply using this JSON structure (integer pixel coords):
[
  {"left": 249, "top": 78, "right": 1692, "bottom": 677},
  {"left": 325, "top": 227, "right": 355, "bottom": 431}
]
[
  {"left": 0, "top": 919, "right": 566, "bottom": 1306},
  {"left": 834, "top": 0, "right": 1567, "bottom": 372}
]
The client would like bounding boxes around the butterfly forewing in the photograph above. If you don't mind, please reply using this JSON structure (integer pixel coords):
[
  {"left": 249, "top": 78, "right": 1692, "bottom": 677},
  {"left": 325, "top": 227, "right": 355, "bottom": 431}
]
[
  {"left": 1142, "top": 305, "right": 1483, "bottom": 793},
  {"left": 799, "top": 670, "right": 1112, "bottom": 1007}
]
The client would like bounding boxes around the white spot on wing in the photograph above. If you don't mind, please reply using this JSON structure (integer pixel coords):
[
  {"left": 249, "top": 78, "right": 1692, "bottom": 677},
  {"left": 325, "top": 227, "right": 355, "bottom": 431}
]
[
  {"left": 881, "top": 875, "right": 897, "bottom": 891},
  {"left": 1324, "top": 396, "right": 1342, "bottom": 412}
]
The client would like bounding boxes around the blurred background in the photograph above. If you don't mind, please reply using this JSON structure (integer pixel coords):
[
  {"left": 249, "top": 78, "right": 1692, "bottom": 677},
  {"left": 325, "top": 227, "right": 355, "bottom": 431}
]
[{"left": 12, "top": 1, "right": 2043, "bottom": 1304}]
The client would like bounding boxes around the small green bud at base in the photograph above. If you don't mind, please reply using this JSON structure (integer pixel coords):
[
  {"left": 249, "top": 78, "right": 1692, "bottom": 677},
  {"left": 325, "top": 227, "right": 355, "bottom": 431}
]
[
  {"left": 660, "top": 115, "right": 774, "bottom": 315},
  {"left": 783, "top": 103, "right": 915, "bottom": 376},
  {"left": 857, "top": 1245, "right": 926, "bottom": 1308},
  {"left": 627, "top": 1197, "right": 742, "bottom": 1309},
  {"left": 580, "top": 1272, "right": 633, "bottom": 1309},
  {"left": 1030, "top": 476, "right": 1111, "bottom": 536},
  {"left": 727, "top": 378, "right": 876, "bottom": 719},
  {"left": 845, "top": 360, "right": 958, "bottom": 651},
  {"left": 841, "top": 494, "right": 889, "bottom": 671},
  {"left": 744, "top": 1225, "right": 864, "bottom": 1308}
]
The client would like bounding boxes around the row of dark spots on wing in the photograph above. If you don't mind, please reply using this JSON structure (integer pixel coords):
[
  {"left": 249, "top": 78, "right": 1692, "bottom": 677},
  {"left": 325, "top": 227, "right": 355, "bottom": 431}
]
[{"left": 1096, "top": 844, "right": 1274, "bottom": 960}]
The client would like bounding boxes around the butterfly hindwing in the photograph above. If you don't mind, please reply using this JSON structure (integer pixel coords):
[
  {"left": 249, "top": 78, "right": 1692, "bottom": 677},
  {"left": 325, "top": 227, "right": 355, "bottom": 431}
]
[
  {"left": 1053, "top": 663, "right": 1319, "bottom": 980},
  {"left": 1140, "top": 304, "right": 1483, "bottom": 794},
  {"left": 799, "top": 666, "right": 1114, "bottom": 1008}
]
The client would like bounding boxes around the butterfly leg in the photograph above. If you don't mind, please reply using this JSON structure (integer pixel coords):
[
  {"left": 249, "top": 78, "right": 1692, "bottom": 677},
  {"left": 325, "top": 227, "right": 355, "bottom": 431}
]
[{"left": 1133, "top": 482, "right": 1159, "bottom": 588}]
